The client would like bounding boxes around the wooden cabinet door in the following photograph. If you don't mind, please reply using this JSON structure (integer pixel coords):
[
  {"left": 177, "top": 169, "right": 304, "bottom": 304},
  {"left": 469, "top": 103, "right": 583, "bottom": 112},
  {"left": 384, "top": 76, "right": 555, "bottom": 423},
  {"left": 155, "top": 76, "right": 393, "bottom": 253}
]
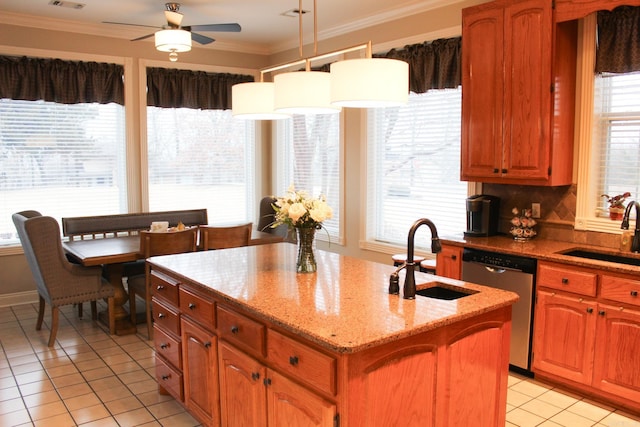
[
  {"left": 502, "top": 0, "right": 553, "bottom": 181},
  {"left": 218, "top": 342, "right": 267, "bottom": 427},
  {"left": 593, "top": 303, "right": 640, "bottom": 402},
  {"left": 461, "top": 2, "right": 504, "bottom": 181},
  {"left": 532, "top": 290, "right": 597, "bottom": 385},
  {"left": 266, "top": 370, "right": 336, "bottom": 427},
  {"left": 436, "top": 245, "right": 462, "bottom": 280},
  {"left": 182, "top": 318, "right": 219, "bottom": 427}
]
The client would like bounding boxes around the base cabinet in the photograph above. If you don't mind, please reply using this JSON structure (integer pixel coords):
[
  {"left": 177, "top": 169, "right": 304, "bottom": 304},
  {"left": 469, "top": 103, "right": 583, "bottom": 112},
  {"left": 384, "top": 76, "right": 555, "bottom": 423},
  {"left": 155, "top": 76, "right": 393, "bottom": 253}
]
[{"left": 436, "top": 245, "right": 462, "bottom": 280}]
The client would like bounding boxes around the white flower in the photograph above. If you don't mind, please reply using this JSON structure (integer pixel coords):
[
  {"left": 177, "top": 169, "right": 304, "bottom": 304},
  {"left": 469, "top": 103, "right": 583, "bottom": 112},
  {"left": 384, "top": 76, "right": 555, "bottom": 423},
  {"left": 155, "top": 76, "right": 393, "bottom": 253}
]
[
  {"left": 270, "top": 184, "right": 333, "bottom": 230},
  {"left": 287, "top": 203, "right": 307, "bottom": 224}
]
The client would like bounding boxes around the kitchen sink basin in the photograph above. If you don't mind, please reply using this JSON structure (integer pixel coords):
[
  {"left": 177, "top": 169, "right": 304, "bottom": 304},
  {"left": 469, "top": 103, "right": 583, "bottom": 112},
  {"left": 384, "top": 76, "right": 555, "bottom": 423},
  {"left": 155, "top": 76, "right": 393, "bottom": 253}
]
[
  {"left": 415, "top": 283, "right": 478, "bottom": 300},
  {"left": 559, "top": 249, "right": 640, "bottom": 267}
]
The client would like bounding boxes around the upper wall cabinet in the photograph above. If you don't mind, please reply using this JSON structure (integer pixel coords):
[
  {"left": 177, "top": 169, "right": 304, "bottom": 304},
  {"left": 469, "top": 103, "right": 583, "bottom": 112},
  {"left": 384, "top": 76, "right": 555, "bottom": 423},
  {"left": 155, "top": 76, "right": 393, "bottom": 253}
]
[{"left": 461, "top": 0, "right": 578, "bottom": 186}]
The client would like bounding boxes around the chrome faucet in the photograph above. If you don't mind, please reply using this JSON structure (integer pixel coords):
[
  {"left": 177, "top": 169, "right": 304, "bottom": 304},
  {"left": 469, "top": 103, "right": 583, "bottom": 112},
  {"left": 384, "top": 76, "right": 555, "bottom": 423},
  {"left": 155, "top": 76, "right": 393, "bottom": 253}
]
[
  {"left": 621, "top": 200, "right": 640, "bottom": 253},
  {"left": 389, "top": 218, "right": 442, "bottom": 299}
]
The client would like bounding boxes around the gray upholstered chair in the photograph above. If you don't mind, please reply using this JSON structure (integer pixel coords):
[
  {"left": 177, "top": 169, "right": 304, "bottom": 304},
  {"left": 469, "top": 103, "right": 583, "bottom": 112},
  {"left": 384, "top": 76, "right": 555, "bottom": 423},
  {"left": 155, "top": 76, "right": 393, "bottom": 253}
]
[
  {"left": 12, "top": 210, "right": 116, "bottom": 347},
  {"left": 257, "top": 196, "right": 292, "bottom": 241}
]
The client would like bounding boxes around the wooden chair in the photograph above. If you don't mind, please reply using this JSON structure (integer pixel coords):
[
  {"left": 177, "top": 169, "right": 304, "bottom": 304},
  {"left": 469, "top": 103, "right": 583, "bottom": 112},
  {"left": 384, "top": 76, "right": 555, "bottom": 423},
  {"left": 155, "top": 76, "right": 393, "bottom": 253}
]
[
  {"left": 127, "top": 228, "right": 198, "bottom": 339},
  {"left": 199, "top": 223, "right": 253, "bottom": 250},
  {"left": 12, "top": 210, "right": 116, "bottom": 347}
]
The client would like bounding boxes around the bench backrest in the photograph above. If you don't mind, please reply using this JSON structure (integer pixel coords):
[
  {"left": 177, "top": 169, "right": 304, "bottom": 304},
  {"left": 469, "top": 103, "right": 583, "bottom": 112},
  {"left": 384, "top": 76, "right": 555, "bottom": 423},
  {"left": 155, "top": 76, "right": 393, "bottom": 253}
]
[{"left": 62, "top": 209, "right": 208, "bottom": 240}]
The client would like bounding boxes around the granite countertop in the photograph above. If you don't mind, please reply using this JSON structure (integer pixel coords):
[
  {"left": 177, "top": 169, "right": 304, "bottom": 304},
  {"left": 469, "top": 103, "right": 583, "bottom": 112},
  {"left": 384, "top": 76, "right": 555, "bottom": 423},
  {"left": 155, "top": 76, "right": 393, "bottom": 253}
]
[
  {"left": 440, "top": 233, "right": 640, "bottom": 275},
  {"left": 148, "top": 243, "right": 518, "bottom": 354}
]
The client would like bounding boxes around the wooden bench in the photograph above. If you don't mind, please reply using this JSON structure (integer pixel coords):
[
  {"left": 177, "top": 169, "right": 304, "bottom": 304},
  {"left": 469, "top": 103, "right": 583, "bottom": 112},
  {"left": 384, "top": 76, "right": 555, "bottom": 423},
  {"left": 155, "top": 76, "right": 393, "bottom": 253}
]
[{"left": 62, "top": 209, "right": 208, "bottom": 241}]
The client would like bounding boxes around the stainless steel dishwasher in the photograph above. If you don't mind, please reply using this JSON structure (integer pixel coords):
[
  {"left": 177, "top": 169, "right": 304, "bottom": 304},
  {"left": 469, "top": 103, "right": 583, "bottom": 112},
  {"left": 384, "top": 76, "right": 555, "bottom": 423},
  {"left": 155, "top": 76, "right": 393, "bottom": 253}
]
[{"left": 461, "top": 248, "right": 536, "bottom": 374}]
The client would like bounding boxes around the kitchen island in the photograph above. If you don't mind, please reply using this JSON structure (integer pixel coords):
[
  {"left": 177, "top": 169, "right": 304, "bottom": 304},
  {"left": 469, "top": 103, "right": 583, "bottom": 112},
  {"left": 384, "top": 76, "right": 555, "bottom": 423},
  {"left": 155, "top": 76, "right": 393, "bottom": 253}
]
[{"left": 147, "top": 243, "right": 518, "bottom": 427}]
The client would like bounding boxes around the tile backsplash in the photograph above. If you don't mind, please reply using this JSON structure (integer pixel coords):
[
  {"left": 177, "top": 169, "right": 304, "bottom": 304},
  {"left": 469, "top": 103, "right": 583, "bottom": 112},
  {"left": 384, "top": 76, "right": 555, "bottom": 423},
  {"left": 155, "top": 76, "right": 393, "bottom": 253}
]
[{"left": 482, "top": 183, "right": 622, "bottom": 249}]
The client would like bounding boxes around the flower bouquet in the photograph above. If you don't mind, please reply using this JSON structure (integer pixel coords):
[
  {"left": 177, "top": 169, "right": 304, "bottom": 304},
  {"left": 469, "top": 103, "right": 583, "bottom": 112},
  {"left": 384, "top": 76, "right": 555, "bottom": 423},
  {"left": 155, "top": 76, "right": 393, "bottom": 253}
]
[
  {"left": 510, "top": 207, "right": 537, "bottom": 241},
  {"left": 271, "top": 185, "right": 333, "bottom": 273}
]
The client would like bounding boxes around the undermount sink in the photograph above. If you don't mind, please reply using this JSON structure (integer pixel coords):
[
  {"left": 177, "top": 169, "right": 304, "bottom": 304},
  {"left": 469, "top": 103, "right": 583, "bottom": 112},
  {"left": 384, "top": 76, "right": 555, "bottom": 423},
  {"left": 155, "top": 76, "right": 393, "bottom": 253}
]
[
  {"left": 415, "top": 283, "right": 478, "bottom": 300},
  {"left": 558, "top": 249, "right": 640, "bottom": 267}
]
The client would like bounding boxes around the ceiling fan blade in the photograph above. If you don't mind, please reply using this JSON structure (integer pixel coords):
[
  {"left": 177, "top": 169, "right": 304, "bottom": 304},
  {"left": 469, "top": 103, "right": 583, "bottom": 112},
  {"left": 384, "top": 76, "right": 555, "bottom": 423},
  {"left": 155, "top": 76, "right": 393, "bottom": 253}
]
[
  {"left": 188, "top": 23, "right": 241, "bottom": 32},
  {"left": 102, "top": 21, "right": 161, "bottom": 30},
  {"left": 189, "top": 32, "right": 215, "bottom": 45},
  {"left": 131, "top": 33, "right": 155, "bottom": 42}
]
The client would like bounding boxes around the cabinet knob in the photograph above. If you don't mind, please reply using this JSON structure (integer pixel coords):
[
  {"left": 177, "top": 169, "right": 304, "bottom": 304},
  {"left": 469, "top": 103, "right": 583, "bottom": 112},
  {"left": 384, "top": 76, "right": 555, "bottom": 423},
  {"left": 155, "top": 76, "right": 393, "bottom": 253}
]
[
  {"left": 493, "top": 168, "right": 499, "bottom": 174},
  {"left": 561, "top": 278, "right": 569, "bottom": 284},
  {"left": 451, "top": 255, "right": 457, "bottom": 260},
  {"left": 263, "top": 378, "right": 272, "bottom": 386},
  {"left": 188, "top": 303, "right": 196, "bottom": 310},
  {"left": 631, "top": 290, "right": 638, "bottom": 297},
  {"left": 598, "top": 310, "right": 606, "bottom": 316},
  {"left": 156, "top": 285, "right": 165, "bottom": 291},
  {"left": 230, "top": 326, "right": 239, "bottom": 334},
  {"left": 157, "top": 313, "right": 165, "bottom": 319},
  {"left": 204, "top": 341, "right": 212, "bottom": 348},
  {"left": 501, "top": 168, "right": 508, "bottom": 174},
  {"left": 586, "top": 307, "right": 594, "bottom": 314},
  {"left": 289, "top": 355, "right": 299, "bottom": 366},
  {"left": 251, "top": 372, "right": 260, "bottom": 381},
  {"left": 160, "top": 343, "right": 169, "bottom": 349},
  {"left": 161, "top": 374, "right": 170, "bottom": 381}
]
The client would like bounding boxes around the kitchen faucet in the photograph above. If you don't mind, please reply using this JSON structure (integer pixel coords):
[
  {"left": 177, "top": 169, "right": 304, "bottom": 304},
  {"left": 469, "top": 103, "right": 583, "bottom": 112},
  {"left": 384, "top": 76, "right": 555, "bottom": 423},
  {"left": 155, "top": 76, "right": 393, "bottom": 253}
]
[
  {"left": 389, "top": 218, "right": 442, "bottom": 299},
  {"left": 621, "top": 200, "right": 640, "bottom": 253}
]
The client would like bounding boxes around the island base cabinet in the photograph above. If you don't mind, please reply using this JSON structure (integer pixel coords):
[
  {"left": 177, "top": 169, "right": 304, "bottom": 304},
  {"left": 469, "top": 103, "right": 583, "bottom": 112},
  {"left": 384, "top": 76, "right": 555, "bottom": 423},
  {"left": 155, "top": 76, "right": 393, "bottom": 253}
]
[
  {"left": 182, "top": 317, "right": 220, "bottom": 427},
  {"left": 218, "top": 342, "right": 336, "bottom": 427}
]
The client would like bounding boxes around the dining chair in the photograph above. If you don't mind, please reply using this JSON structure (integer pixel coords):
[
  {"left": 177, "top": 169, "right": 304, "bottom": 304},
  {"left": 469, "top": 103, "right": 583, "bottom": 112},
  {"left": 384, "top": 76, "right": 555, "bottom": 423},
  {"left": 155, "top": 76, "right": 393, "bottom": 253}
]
[
  {"left": 199, "top": 222, "right": 253, "bottom": 250},
  {"left": 257, "top": 196, "right": 290, "bottom": 240},
  {"left": 127, "top": 227, "right": 198, "bottom": 339},
  {"left": 12, "top": 210, "right": 116, "bottom": 347}
]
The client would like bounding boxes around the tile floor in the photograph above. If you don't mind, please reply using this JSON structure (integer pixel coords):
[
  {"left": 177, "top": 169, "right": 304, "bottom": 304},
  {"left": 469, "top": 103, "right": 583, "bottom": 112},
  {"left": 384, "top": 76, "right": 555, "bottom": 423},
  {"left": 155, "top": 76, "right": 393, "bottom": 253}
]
[{"left": 1, "top": 302, "right": 640, "bottom": 427}]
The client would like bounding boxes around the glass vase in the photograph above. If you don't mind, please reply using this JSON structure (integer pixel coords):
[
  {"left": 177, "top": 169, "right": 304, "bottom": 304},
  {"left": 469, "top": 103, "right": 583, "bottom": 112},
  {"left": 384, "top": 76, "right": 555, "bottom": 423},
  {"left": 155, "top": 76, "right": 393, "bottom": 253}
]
[{"left": 296, "top": 227, "right": 317, "bottom": 273}]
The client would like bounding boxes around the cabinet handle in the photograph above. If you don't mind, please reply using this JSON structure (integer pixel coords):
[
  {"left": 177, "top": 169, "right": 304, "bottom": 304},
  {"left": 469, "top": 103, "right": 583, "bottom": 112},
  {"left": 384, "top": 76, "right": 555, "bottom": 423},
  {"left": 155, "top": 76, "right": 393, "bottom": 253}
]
[
  {"left": 251, "top": 372, "right": 260, "bottom": 381},
  {"left": 263, "top": 378, "right": 272, "bottom": 386},
  {"left": 188, "top": 303, "right": 196, "bottom": 310},
  {"left": 156, "top": 285, "right": 165, "bottom": 291},
  {"left": 501, "top": 168, "right": 507, "bottom": 174},
  {"left": 631, "top": 290, "right": 638, "bottom": 297},
  {"left": 598, "top": 310, "right": 606, "bottom": 316},
  {"left": 204, "top": 341, "right": 212, "bottom": 348},
  {"left": 161, "top": 374, "right": 170, "bottom": 380},
  {"left": 157, "top": 313, "right": 165, "bottom": 319},
  {"left": 493, "top": 168, "right": 499, "bottom": 174},
  {"left": 451, "top": 255, "right": 457, "bottom": 260},
  {"left": 561, "top": 278, "right": 569, "bottom": 284},
  {"left": 160, "top": 343, "right": 169, "bottom": 349},
  {"left": 586, "top": 307, "right": 593, "bottom": 314},
  {"left": 230, "top": 326, "right": 239, "bottom": 334},
  {"left": 289, "top": 356, "right": 299, "bottom": 366}
]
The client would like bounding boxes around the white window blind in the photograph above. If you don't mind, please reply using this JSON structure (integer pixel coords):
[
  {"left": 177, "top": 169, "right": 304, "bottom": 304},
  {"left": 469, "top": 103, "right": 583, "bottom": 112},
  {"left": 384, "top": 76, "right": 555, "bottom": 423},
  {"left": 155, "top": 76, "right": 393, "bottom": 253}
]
[
  {"left": 147, "top": 107, "right": 256, "bottom": 224},
  {"left": 0, "top": 99, "right": 126, "bottom": 245},
  {"left": 366, "top": 89, "right": 467, "bottom": 251},
  {"left": 593, "top": 73, "right": 640, "bottom": 217},
  {"left": 276, "top": 114, "right": 341, "bottom": 242}
]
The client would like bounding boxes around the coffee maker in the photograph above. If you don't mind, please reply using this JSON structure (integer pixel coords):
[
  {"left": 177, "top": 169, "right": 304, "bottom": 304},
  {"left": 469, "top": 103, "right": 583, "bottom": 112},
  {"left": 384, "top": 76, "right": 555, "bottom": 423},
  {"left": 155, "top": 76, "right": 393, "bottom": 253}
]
[{"left": 464, "top": 195, "right": 500, "bottom": 237}]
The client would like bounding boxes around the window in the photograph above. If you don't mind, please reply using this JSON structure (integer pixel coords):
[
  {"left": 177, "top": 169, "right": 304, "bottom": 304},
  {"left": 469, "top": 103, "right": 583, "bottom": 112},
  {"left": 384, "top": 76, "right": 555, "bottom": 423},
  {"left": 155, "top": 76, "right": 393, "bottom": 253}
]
[
  {"left": 147, "top": 107, "right": 256, "bottom": 223},
  {"left": 276, "top": 114, "right": 342, "bottom": 242},
  {"left": 0, "top": 99, "right": 126, "bottom": 245},
  {"left": 593, "top": 72, "right": 640, "bottom": 217},
  {"left": 365, "top": 89, "right": 467, "bottom": 251}
]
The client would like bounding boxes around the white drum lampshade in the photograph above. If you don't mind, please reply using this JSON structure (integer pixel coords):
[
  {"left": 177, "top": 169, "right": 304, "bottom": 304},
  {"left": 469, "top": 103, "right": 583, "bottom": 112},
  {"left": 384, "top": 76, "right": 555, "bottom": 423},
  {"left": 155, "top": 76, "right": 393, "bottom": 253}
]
[
  {"left": 330, "top": 58, "right": 409, "bottom": 108},
  {"left": 155, "top": 29, "right": 192, "bottom": 52},
  {"left": 232, "top": 82, "right": 291, "bottom": 120},
  {"left": 274, "top": 71, "right": 341, "bottom": 115}
]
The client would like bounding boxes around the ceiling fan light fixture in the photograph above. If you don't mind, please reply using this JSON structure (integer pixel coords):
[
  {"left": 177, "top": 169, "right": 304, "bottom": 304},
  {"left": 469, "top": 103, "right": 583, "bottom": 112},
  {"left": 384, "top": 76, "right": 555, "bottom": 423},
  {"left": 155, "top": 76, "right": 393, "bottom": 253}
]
[
  {"left": 330, "top": 58, "right": 409, "bottom": 108},
  {"left": 155, "top": 29, "right": 192, "bottom": 53},
  {"left": 232, "top": 82, "right": 291, "bottom": 120},
  {"left": 274, "top": 71, "right": 341, "bottom": 115}
]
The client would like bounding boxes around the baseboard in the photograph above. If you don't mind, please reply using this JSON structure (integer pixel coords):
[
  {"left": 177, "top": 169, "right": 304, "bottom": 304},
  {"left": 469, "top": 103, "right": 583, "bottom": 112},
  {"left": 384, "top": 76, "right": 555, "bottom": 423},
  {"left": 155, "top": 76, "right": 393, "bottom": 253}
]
[{"left": 0, "top": 291, "right": 38, "bottom": 308}]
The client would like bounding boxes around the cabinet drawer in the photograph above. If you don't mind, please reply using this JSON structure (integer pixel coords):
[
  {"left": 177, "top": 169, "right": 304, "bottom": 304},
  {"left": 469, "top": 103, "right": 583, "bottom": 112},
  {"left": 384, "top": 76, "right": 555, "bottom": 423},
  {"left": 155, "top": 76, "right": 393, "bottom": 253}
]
[
  {"left": 154, "top": 325, "right": 182, "bottom": 369},
  {"left": 267, "top": 329, "right": 336, "bottom": 395},
  {"left": 150, "top": 270, "right": 179, "bottom": 306},
  {"left": 155, "top": 356, "right": 183, "bottom": 401},
  {"left": 217, "top": 305, "right": 265, "bottom": 357},
  {"left": 179, "top": 287, "right": 215, "bottom": 328},
  {"left": 538, "top": 263, "right": 597, "bottom": 296},
  {"left": 601, "top": 275, "right": 640, "bottom": 307},
  {"left": 152, "top": 298, "right": 180, "bottom": 337}
]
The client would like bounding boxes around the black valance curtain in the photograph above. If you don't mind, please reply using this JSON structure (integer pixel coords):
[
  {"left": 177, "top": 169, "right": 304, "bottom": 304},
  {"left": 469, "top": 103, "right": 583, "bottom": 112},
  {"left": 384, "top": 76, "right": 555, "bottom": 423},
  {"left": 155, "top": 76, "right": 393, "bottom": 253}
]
[
  {"left": 377, "top": 37, "right": 461, "bottom": 94},
  {"left": 596, "top": 6, "right": 640, "bottom": 74},
  {"left": 146, "top": 67, "right": 254, "bottom": 110},
  {"left": 0, "top": 56, "right": 124, "bottom": 105}
]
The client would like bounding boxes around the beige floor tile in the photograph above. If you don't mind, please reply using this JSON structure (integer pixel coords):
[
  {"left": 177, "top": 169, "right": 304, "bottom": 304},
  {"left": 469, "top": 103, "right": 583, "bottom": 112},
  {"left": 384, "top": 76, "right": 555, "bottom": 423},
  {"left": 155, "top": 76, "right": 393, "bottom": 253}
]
[
  {"left": 157, "top": 410, "right": 201, "bottom": 426},
  {"left": 33, "top": 412, "right": 75, "bottom": 427},
  {"left": 520, "top": 397, "right": 564, "bottom": 419},
  {"left": 566, "top": 399, "right": 614, "bottom": 422},
  {"left": 70, "top": 403, "right": 112, "bottom": 425},
  {"left": 75, "top": 359, "right": 107, "bottom": 372},
  {"left": 0, "top": 375, "right": 18, "bottom": 389},
  {"left": 46, "top": 364, "right": 79, "bottom": 378},
  {"left": 119, "top": 369, "right": 153, "bottom": 385},
  {"left": 65, "top": 392, "right": 102, "bottom": 411},
  {"left": 127, "top": 378, "right": 159, "bottom": 395},
  {"left": 113, "top": 407, "right": 155, "bottom": 427},
  {"left": 506, "top": 407, "right": 546, "bottom": 427},
  {"left": 104, "top": 396, "right": 143, "bottom": 415},
  {"left": 57, "top": 382, "right": 93, "bottom": 399},
  {"left": 0, "top": 397, "right": 26, "bottom": 415},
  {"left": 536, "top": 388, "right": 581, "bottom": 410},
  {"left": 22, "top": 390, "right": 61, "bottom": 408},
  {"left": 102, "top": 353, "right": 134, "bottom": 366},
  {"left": 509, "top": 379, "right": 552, "bottom": 398},
  {"left": 51, "top": 372, "right": 86, "bottom": 388},
  {"left": 146, "top": 399, "right": 185, "bottom": 419},
  {"left": 507, "top": 388, "right": 534, "bottom": 407},
  {"left": 78, "top": 416, "right": 120, "bottom": 426},
  {"left": 0, "top": 367, "right": 12, "bottom": 379},
  {"left": 0, "top": 408, "right": 32, "bottom": 426},
  {"left": 599, "top": 411, "right": 640, "bottom": 426},
  {"left": 136, "top": 390, "right": 175, "bottom": 407},
  {"left": 82, "top": 367, "right": 114, "bottom": 382},
  {"left": 0, "top": 386, "right": 21, "bottom": 402},
  {"left": 27, "top": 400, "right": 68, "bottom": 421},
  {"left": 8, "top": 354, "right": 39, "bottom": 367},
  {"left": 89, "top": 376, "right": 122, "bottom": 392},
  {"left": 95, "top": 384, "right": 133, "bottom": 403},
  {"left": 550, "top": 409, "right": 599, "bottom": 427},
  {"left": 18, "top": 379, "right": 54, "bottom": 396},
  {"left": 11, "top": 362, "right": 43, "bottom": 376},
  {"left": 537, "top": 421, "right": 563, "bottom": 426},
  {"left": 14, "top": 370, "right": 49, "bottom": 386},
  {"left": 110, "top": 361, "right": 142, "bottom": 375}
]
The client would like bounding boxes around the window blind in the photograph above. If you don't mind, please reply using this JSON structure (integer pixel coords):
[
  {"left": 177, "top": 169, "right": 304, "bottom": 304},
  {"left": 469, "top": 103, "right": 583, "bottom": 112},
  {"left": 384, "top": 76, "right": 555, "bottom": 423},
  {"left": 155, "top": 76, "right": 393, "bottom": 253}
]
[
  {"left": 0, "top": 99, "right": 126, "bottom": 245},
  {"left": 366, "top": 89, "right": 466, "bottom": 250},
  {"left": 146, "top": 107, "right": 256, "bottom": 224},
  {"left": 593, "top": 73, "right": 640, "bottom": 217},
  {"left": 276, "top": 114, "right": 341, "bottom": 241}
]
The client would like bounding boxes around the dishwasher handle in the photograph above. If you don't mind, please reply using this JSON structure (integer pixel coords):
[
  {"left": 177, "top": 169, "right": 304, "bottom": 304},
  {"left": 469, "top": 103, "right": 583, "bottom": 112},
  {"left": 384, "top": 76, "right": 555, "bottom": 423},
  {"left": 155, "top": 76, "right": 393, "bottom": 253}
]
[{"left": 464, "top": 260, "right": 526, "bottom": 274}]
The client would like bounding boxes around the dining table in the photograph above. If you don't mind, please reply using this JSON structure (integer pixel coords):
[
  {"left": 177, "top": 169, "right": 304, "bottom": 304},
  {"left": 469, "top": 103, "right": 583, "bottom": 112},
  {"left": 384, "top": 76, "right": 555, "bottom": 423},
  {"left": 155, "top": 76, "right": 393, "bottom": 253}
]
[{"left": 63, "top": 229, "right": 285, "bottom": 335}]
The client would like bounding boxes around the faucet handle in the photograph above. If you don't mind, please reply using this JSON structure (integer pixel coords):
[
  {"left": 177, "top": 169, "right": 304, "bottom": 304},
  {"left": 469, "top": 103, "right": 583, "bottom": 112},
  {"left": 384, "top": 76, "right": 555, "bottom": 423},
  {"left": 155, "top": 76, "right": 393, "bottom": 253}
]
[{"left": 389, "top": 272, "right": 400, "bottom": 294}]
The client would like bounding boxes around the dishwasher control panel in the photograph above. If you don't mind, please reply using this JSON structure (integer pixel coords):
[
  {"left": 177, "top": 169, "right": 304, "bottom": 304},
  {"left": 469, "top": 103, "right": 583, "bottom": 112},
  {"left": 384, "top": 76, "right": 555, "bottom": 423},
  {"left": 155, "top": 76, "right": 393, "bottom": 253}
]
[{"left": 462, "top": 248, "right": 537, "bottom": 274}]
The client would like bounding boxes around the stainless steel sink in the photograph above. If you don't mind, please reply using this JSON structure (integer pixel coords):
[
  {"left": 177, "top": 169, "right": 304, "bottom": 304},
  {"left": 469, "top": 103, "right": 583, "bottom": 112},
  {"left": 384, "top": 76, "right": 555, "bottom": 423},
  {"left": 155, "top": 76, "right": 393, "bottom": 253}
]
[
  {"left": 415, "top": 283, "right": 478, "bottom": 300},
  {"left": 558, "top": 249, "right": 640, "bottom": 267}
]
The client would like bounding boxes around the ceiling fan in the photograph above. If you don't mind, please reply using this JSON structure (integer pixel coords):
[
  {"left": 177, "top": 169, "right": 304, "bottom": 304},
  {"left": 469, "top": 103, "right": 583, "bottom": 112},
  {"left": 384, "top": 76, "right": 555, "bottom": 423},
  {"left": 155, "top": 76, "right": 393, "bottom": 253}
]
[{"left": 103, "top": 2, "right": 241, "bottom": 46}]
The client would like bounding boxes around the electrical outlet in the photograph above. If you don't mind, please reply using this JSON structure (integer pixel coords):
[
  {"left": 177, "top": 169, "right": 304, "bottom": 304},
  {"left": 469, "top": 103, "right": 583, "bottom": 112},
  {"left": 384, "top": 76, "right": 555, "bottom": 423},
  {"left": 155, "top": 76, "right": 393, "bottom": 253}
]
[{"left": 532, "top": 203, "right": 541, "bottom": 218}]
